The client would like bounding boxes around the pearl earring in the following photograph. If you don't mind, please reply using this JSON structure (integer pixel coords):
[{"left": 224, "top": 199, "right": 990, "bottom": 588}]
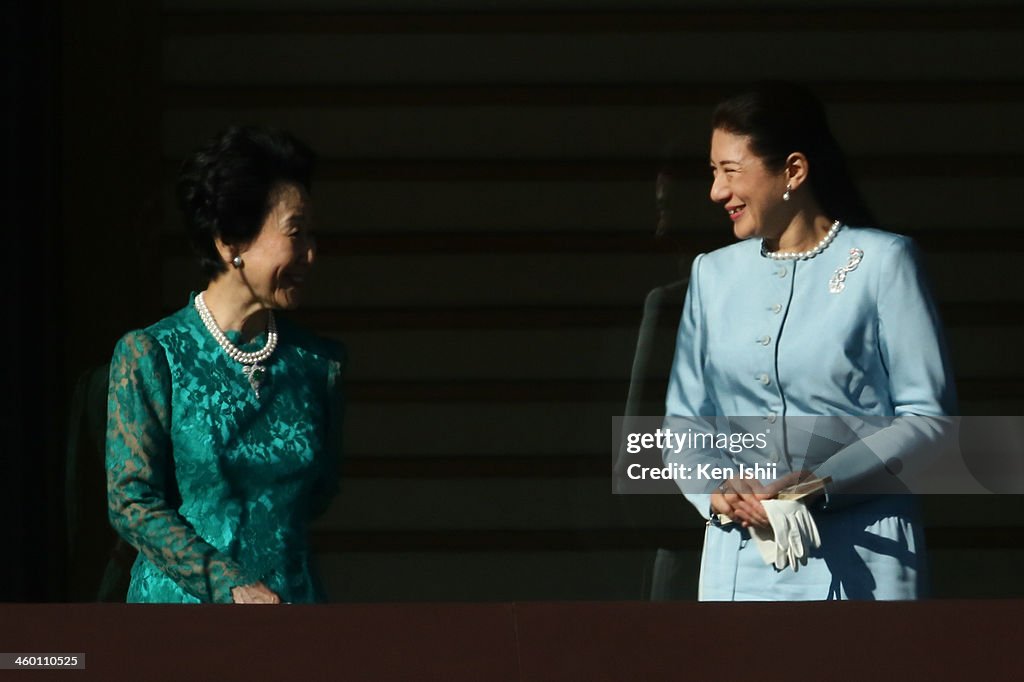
[
  {"left": 232, "top": 256, "right": 243, "bottom": 268},
  {"left": 783, "top": 183, "right": 792, "bottom": 202}
]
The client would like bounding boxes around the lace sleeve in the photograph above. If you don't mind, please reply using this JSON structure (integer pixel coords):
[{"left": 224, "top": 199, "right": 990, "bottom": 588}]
[{"left": 105, "top": 330, "right": 255, "bottom": 602}]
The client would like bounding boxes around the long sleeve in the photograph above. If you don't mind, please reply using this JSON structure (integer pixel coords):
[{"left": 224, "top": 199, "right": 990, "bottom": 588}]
[
  {"left": 813, "top": 236, "right": 958, "bottom": 506},
  {"left": 877, "top": 237, "right": 957, "bottom": 417},
  {"left": 106, "top": 331, "right": 254, "bottom": 603},
  {"left": 664, "top": 254, "right": 734, "bottom": 518}
]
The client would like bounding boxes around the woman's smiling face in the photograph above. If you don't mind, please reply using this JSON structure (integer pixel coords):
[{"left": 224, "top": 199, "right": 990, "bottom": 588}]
[
  {"left": 708, "top": 128, "right": 791, "bottom": 242},
  {"left": 237, "top": 182, "right": 316, "bottom": 310}
]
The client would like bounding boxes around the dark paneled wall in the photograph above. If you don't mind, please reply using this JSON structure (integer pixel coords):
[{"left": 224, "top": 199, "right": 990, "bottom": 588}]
[
  {"left": 54, "top": 0, "right": 1024, "bottom": 601},
  {"left": 5, "top": 0, "right": 63, "bottom": 602}
]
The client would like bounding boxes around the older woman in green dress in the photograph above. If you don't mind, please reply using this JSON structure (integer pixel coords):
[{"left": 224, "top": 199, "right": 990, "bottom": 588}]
[{"left": 106, "top": 126, "right": 344, "bottom": 603}]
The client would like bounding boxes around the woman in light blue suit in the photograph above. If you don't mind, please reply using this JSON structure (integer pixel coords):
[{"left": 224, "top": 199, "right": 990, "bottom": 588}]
[{"left": 666, "top": 83, "right": 956, "bottom": 600}]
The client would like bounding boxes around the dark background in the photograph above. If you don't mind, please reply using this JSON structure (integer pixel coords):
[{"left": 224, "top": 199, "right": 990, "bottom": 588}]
[{"left": 6, "top": 0, "right": 1024, "bottom": 602}]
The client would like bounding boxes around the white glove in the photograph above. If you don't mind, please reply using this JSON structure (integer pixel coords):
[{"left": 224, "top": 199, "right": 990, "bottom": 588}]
[
  {"left": 749, "top": 512, "right": 790, "bottom": 570},
  {"left": 749, "top": 500, "right": 821, "bottom": 572}
]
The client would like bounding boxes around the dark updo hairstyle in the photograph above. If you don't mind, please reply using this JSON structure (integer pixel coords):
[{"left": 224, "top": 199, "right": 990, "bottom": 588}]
[
  {"left": 712, "top": 82, "right": 876, "bottom": 227},
  {"left": 177, "top": 125, "right": 315, "bottom": 279}
]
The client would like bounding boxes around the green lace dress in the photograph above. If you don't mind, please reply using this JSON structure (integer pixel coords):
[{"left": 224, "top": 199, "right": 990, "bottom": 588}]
[{"left": 105, "top": 294, "right": 344, "bottom": 603}]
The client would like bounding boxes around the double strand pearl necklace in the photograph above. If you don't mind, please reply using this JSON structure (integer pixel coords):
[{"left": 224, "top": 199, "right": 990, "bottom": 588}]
[
  {"left": 194, "top": 291, "right": 278, "bottom": 398},
  {"left": 761, "top": 220, "right": 842, "bottom": 261}
]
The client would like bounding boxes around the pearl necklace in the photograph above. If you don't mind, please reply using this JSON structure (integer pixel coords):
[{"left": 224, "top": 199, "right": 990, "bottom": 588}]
[
  {"left": 194, "top": 291, "right": 278, "bottom": 398},
  {"left": 761, "top": 220, "right": 842, "bottom": 261}
]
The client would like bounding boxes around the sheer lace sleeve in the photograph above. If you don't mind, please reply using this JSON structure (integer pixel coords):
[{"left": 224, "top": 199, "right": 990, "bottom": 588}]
[{"left": 105, "top": 330, "right": 254, "bottom": 603}]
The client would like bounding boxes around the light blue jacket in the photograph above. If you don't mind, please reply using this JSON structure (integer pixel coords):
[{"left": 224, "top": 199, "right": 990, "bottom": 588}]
[{"left": 666, "top": 226, "right": 956, "bottom": 600}]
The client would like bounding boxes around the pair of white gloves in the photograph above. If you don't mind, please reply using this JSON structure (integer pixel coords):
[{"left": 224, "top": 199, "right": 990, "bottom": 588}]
[{"left": 749, "top": 500, "right": 822, "bottom": 572}]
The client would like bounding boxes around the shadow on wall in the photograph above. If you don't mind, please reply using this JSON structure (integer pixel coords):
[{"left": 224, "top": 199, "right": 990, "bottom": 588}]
[{"left": 65, "top": 363, "right": 135, "bottom": 601}]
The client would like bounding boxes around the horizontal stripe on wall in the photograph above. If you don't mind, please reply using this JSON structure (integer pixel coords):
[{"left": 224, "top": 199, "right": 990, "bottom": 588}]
[
  {"left": 343, "top": 401, "right": 626, "bottom": 457},
  {"left": 321, "top": 476, "right": 640, "bottom": 531},
  {"left": 342, "top": 454, "right": 605, "bottom": 477},
  {"left": 163, "top": 81, "right": 1024, "bottom": 108},
  {"left": 281, "top": 302, "right": 1021, "bottom": 331},
  {"left": 162, "top": 156, "right": 1024, "bottom": 181},
  {"left": 340, "top": 377, "right": 1022, "bottom": 402},
  {"left": 161, "top": 104, "right": 1024, "bottom": 161},
  {"left": 154, "top": 177, "right": 1021, "bottom": 234},
  {"left": 164, "top": 253, "right": 1022, "bottom": 307},
  {"left": 158, "top": 303, "right": 1021, "bottom": 333},
  {"left": 162, "top": 0, "right": 1024, "bottom": 12},
  {"left": 318, "top": 481, "right": 1024, "bottom": 533},
  {"left": 162, "top": 9, "right": 1024, "bottom": 35},
  {"left": 341, "top": 402, "right": 1019, "bottom": 457},
  {"left": 161, "top": 229, "right": 1024, "bottom": 256},
  {"left": 315, "top": 549, "right": 673, "bottom": 601},
  {"left": 310, "top": 526, "right": 1024, "bottom": 551},
  {"left": 326, "top": 328, "right": 1011, "bottom": 383},
  {"left": 162, "top": 33, "right": 1024, "bottom": 84},
  {"left": 329, "top": 326, "right": 1013, "bottom": 382}
]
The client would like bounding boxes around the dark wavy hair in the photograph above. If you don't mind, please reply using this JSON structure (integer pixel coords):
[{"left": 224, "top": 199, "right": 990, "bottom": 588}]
[
  {"left": 711, "top": 82, "right": 876, "bottom": 227},
  {"left": 176, "top": 125, "right": 315, "bottom": 279}
]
